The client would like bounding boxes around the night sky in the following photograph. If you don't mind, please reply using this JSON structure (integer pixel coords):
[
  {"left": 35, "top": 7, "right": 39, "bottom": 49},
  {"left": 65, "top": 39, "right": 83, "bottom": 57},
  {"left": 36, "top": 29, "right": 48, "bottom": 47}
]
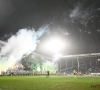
[{"left": 0, "top": 0, "right": 100, "bottom": 56}]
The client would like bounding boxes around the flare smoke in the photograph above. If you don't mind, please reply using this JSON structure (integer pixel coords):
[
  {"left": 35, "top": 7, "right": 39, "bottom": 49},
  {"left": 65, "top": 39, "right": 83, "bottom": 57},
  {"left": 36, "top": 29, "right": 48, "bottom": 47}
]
[{"left": 0, "top": 27, "right": 49, "bottom": 71}]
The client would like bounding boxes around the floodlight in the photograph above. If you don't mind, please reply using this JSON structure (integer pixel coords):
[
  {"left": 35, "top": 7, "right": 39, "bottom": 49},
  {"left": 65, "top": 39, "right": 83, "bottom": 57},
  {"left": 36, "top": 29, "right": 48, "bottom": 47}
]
[{"left": 45, "top": 37, "right": 65, "bottom": 52}]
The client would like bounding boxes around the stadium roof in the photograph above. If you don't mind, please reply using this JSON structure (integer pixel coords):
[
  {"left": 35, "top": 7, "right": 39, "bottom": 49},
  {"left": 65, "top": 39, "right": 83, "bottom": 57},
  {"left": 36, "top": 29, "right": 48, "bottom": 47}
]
[{"left": 62, "top": 53, "right": 100, "bottom": 58}]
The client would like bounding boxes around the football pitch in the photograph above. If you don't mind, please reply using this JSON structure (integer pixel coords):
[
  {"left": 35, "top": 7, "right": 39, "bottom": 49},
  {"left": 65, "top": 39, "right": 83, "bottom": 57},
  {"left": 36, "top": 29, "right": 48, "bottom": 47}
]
[{"left": 0, "top": 76, "right": 100, "bottom": 90}]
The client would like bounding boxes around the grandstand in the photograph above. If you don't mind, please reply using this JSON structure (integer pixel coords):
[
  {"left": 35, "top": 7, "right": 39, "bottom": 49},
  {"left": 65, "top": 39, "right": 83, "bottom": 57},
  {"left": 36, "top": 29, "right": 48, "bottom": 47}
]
[{"left": 58, "top": 53, "right": 100, "bottom": 75}]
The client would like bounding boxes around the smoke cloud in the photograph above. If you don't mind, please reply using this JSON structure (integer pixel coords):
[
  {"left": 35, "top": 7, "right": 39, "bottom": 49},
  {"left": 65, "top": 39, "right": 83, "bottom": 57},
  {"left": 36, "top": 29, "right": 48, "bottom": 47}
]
[
  {"left": 0, "top": 27, "right": 49, "bottom": 71},
  {"left": 69, "top": 1, "right": 100, "bottom": 27},
  {"left": 69, "top": 4, "right": 89, "bottom": 26}
]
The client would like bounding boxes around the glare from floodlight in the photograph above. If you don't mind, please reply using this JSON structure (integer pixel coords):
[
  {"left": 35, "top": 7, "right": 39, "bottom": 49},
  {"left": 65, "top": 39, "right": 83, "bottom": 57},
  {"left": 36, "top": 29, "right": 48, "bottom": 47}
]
[
  {"left": 98, "top": 59, "right": 100, "bottom": 61},
  {"left": 53, "top": 52, "right": 62, "bottom": 61},
  {"left": 45, "top": 38, "right": 65, "bottom": 52}
]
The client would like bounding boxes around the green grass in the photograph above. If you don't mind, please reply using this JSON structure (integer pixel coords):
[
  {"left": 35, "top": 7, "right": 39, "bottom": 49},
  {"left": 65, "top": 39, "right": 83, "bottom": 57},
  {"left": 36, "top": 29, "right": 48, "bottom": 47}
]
[{"left": 0, "top": 76, "right": 100, "bottom": 90}]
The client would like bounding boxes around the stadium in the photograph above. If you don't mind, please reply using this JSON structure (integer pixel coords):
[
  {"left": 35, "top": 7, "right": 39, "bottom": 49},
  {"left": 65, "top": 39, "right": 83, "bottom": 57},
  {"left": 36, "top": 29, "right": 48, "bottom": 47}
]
[
  {"left": 0, "top": 40, "right": 100, "bottom": 76},
  {"left": 0, "top": 1, "right": 100, "bottom": 90},
  {"left": 0, "top": 39, "right": 100, "bottom": 90},
  {"left": 0, "top": 40, "right": 100, "bottom": 90}
]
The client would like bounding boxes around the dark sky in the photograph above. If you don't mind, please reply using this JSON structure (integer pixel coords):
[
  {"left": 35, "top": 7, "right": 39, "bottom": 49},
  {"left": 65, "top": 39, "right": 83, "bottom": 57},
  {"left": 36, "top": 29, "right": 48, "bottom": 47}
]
[{"left": 0, "top": 0, "right": 100, "bottom": 56}]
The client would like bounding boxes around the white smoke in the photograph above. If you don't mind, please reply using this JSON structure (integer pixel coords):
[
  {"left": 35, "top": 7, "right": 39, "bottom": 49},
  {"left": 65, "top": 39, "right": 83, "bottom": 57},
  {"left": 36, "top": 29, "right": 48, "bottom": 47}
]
[
  {"left": 70, "top": 6, "right": 80, "bottom": 18},
  {"left": 0, "top": 27, "right": 49, "bottom": 71},
  {"left": 69, "top": 2, "right": 99, "bottom": 26}
]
